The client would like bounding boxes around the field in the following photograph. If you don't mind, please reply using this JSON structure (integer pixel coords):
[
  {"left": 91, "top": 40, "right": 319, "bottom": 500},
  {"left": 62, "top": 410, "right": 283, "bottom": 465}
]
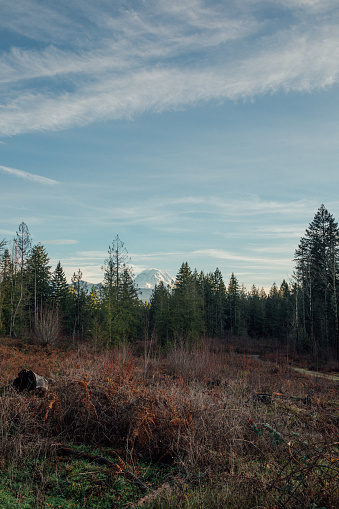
[{"left": 0, "top": 336, "right": 338, "bottom": 508}]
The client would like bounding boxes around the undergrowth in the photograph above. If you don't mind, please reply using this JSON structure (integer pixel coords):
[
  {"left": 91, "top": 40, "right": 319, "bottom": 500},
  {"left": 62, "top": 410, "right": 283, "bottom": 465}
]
[{"left": 0, "top": 337, "right": 338, "bottom": 508}]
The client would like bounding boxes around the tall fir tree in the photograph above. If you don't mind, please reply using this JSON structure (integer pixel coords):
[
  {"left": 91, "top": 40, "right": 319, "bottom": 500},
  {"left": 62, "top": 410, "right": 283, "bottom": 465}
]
[
  {"left": 102, "top": 236, "right": 140, "bottom": 342},
  {"left": 172, "top": 262, "right": 205, "bottom": 340},
  {"left": 0, "top": 249, "right": 13, "bottom": 335},
  {"left": 226, "top": 273, "right": 240, "bottom": 335},
  {"left": 294, "top": 205, "right": 339, "bottom": 360},
  {"left": 51, "top": 261, "right": 70, "bottom": 332},
  {"left": 51, "top": 261, "right": 69, "bottom": 309},
  {"left": 247, "top": 285, "right": 266, "bottom": 338},
  {"left": 103, "top": 235, "right": 128, "bottom": 342},
  {"left": 212, "top": 268, "right": 227, "bottom": 337},
  {"left": 25, "top": 244, "right": 52, "bottom": 328},
  {"left": 70, "top": 269, "right": 90, "bottom": 340},
  {"left": 116, "top": 267, "right": 141, "bottom": 341},
  {"left": 202, "top": 268, "right": 227, "bottom": 337},
  {"left": 149, "top": 281, "right": 172, "bottom": 343}
]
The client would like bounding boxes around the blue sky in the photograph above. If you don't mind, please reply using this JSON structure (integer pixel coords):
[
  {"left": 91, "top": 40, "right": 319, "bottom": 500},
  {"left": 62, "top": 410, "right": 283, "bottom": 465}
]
[{"left": 1, "top": 0, "right": 339, "bottom": 290}]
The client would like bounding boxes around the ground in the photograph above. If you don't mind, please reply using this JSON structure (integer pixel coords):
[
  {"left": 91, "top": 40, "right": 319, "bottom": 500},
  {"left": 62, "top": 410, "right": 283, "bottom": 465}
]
[{"left": 0, "top": 336, "right": 338, "bottom": 508}]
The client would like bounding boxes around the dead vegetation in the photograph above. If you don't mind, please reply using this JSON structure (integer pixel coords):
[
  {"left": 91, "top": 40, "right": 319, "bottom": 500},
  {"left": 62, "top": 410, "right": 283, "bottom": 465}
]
[{"left": 0, "top": 336, "right": 338, "bottom": 508}]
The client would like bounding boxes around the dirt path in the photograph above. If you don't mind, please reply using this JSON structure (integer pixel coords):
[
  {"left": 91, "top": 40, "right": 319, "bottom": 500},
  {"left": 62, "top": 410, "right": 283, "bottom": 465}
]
[
  {"left": 291, "top": 366, "right": 339, "bottom": 382},
  {"left": 248, "top": 353, "right": 339, "bottom": 382}
]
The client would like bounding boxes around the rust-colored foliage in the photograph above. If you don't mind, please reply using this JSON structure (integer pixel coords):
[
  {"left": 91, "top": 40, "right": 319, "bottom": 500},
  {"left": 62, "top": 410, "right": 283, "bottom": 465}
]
[
  {"left": 0, "top": 337, "right": 70, "bottom": 382},
  {"left": 1, "top": 337, "right": 338, "bottom": 507}
]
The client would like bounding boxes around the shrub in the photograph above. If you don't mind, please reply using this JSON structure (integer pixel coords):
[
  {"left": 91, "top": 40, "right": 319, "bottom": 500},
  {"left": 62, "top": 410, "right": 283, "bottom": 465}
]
[{"left": 33, "top": 307, "right": 60, "bottom": 346}]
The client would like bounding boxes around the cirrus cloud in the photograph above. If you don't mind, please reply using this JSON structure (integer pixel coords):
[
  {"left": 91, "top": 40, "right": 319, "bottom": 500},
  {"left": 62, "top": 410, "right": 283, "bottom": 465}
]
[
  {"left": 0, "top": 165, "right": 58, "bottom": 185},
  {"left": 1, "top": 1, "right": 339, "bottom": 136}
]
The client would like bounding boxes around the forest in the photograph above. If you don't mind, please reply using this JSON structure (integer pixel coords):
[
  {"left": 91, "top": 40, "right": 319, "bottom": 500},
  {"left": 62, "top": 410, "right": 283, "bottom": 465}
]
[
  {"left": 1, "top": 205, "right": 339, "bottom": 508},
  {"left": 0, "top": 204, "right": 339, "bottom": 363}
]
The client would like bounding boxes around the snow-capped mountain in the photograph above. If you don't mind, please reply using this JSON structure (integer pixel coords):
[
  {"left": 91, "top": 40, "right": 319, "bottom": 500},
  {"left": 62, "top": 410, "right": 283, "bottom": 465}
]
[
  {"left": 82, "top": 282, "right": 102, "bottom": 293},
  {"left": 134, "top": 268, "right": 174, "bottom": 301},
  {"left": 75, "top": 269, "right": 174, "bottom": 302},
  {"left": 134, "top": 268, "right": 174, "bottom": 289}
]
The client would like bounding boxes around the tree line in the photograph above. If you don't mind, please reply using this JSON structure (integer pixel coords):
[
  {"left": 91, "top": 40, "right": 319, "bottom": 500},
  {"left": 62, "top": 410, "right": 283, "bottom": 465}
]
[{"left": 0, "top": 205, "right": 338, "bottom": 361}]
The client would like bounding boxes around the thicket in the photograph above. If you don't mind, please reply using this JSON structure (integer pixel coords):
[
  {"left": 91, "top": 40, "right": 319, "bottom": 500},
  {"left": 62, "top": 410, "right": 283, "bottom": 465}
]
[
  {"left": 0, "top": 205, "right": 339, "bottom": 364},
  {"left": 0, "top": 338, "right": 338, "bottom": 508}
]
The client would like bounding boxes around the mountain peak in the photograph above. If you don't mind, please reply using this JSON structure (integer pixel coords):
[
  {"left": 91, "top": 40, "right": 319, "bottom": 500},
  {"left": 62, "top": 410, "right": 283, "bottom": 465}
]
[{"left": 134, "top": 268, "right": 174, "bottom": 290}]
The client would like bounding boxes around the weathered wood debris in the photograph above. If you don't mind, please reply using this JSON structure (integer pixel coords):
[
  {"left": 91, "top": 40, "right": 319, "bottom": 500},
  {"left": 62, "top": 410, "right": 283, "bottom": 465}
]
[{"left": 13, "top": 369, "right": 48, "bottom": 392}]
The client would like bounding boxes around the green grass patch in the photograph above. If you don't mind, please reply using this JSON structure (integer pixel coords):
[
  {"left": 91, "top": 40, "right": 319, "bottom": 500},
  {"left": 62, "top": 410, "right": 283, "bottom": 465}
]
[{"left": 0, "top": 447, "right": 159, "bottom": 509}]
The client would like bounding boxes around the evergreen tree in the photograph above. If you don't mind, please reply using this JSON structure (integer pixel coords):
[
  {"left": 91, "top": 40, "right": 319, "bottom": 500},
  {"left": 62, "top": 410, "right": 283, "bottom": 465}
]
[
  {"left": 89, "top": 285, "right": 100, "bottom": 311},
  {"left": 0, "top": 238, "right": 7, "bottom": 333},
  {"left": 247, "top": 285, "right": 266, "bottom": 338},
  {"left": 239, "top": 283, "right": 248, "bottom": 335},
  {"left": 149, "top": 281, "right": 172, "bottom": 343},
  {"left": 200, "top": 271, "right": 215, "bottom": 337},
  {"left": 172, "top": 262, "right": 205, "bottom": 340},
  {"left": 226, "top": 273, "right": 240, "bottom": 335},
  {"left": 266, "top": 283, "right": 280, "bottom": 337},
  {"left": 0, "top": 249, "right": 13, "bottom": 335},
  {"left": 25, "top": 244, "right": 52, "bottom": 327},
  {"left": 51, "top": 261, "right": 70, "bottom": 332},
  {"left": 102, "top": 236, "right": 140, "bottom": 342},
  {"left": 294, "top": 205, "right": 339, "bottom": 359},
  {"left": 116, "top": 267, "right": 141, "bottom": 341},
  {"left": 277, "top": 280, "right": 293, "bottom": 341},
  {"left": 204, "top": 268, "right": 227, "bottom": 337},
  {"left": 51, "top": 261, "right": 69, "bottom": 307},
  {"left": 103, "top": 235, "right": 129, "bottom": 341},
  {"left": 70, "top": 269, "right": 90, "bottom": 340},
  {"left": 88, "top": 285, "right": 104, "bottom": 345}
]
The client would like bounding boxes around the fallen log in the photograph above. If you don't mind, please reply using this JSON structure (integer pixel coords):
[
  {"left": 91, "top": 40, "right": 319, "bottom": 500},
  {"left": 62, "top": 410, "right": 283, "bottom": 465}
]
[
  {"left": 13, "top": 369, "right": 48, "bottom": 392},
  {"left": 250, "top": 391, "right": 313, "bottom": 406}
]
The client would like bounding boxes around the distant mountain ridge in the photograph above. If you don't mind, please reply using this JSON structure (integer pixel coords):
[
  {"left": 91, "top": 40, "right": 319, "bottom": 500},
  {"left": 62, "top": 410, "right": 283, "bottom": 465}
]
[{"left": 80, "top": 268, "right": 174, "bottom": 302}]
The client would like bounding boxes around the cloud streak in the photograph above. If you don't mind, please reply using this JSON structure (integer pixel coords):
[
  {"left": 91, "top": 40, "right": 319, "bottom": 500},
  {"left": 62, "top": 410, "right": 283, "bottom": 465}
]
[
  {"left": 0, "top": 165, "right": 58, "bottom": 185},
  {"left": 86, "top": 196, "right": 319, "bottom": 229},
  {"left": 43, "top": 239, "right": 79, "bottom": 245},
  {"left": 193, "top": 248, "right": 292, "bottom": 267},
  {"left": 1, "top": 1, "right": 339, "bottom": 135}
]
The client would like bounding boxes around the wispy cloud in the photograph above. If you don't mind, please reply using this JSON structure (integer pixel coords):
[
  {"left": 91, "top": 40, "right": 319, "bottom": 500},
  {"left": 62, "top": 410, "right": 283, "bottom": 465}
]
[
  {"left": 0, "top": 165, "right": 58, "bottom": 185},
  {"left": 1, "top": 1, "right": 339, "bottom": 135},
  {"left": 0, "top": 229, "right": 15, "bottom": 236},
  {"left": 43, "top": 239, "right": 79, "bottom": 245},
  {"left": 90, "top": 196, "right": 318, "bottom": 226},
  {"left": 255, "top": 225, "right": 307, "bottom": 238},
  {"left": 193, "top": 248, "right": 292, "bottom": 267},
  {"left": 75, "top": 250, "right": 107, "bottom": 259},
  {"left": 167, "top": 197, "right": 317, "bottom": 216},
  {"left": 59, "top": 196, "right": 319, "bottom": 241},
  {"left": 0, "top": 0, "right": 86, "bottom": 44},
  {"left": 279, "top": 0, "right": 337, "bottom": 12}
]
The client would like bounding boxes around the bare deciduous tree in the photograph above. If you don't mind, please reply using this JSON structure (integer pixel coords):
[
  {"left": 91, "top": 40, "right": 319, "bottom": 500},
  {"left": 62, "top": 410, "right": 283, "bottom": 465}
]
[{"left": 34, "top": 306, "right": 60, "bottom": 346}]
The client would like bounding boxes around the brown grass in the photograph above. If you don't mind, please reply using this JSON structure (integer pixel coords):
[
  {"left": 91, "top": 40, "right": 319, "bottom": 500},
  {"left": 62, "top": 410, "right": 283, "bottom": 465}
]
[{"left": 1, "top": 336, "right": 339, "bottom": 508}]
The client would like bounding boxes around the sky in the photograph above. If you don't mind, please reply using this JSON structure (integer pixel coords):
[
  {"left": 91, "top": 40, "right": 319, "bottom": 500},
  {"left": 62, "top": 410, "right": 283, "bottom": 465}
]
[{"left": 1, "top": 0, "right": 339, "bottom": 291}]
